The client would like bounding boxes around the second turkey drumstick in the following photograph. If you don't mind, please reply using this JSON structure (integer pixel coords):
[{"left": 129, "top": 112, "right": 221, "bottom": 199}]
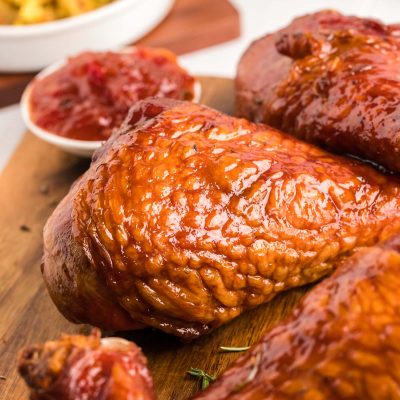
[{"left": 195, "top": 234, "right": 400, "bottom": 399}]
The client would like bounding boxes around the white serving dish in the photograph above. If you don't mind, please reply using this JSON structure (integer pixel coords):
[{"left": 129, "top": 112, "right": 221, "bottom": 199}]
[
  {"left": 0, "top": 0, "right": 173, "bottom": 72},
  {"left": 21, "top": 52, "right": 202, "bottom": 157}
]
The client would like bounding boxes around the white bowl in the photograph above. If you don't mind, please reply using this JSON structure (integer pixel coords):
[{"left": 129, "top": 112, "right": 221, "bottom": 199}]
[
  {"left": 0, "top": 0, "right": 173, "bottom": 72},
  {"left": 21, "top": 53, "right": 202, "bottom": 157}
]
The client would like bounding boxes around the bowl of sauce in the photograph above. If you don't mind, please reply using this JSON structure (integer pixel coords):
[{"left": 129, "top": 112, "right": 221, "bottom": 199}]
[{"left": 21, "top": 47, "right": 200, "bottom": 156}]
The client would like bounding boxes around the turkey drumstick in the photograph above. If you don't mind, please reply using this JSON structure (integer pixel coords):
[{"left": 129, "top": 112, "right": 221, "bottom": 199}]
[{"left": 43, "top": 98, "right": 400, "bottom": 339}]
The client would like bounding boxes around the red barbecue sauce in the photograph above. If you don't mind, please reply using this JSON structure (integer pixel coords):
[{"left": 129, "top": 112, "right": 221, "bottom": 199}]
[{"left": 29, "top": 48, "right": 195, "bottom": 141}]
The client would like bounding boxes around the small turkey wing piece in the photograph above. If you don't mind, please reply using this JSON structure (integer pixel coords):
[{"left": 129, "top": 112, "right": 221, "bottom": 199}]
[
  {"left": 194, "top": 235, "right": 400, "bottom": 399},
  {"left": 18, "top": 330, "right": 155, "bottom": 400},
  {"left": 44, "top": 98, "right": 400, "bottom": 339}
]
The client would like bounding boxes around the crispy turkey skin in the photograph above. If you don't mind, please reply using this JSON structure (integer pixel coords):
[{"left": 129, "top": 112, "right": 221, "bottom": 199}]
[
  {"left": 236, "top": 10, "right": 400, "bottom": 172},
  {"left": 43, "top": 98, "right": 400, "bottom": 338},
  {"left": 194, "top": 235, "right": 400, "bottom": 399}
]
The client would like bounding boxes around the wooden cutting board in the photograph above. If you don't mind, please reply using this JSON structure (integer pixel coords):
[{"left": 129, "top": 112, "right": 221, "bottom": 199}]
[
  {"left": 0, "top": 0, "right": 240, "bottom": 108},
  {"left": 0, "top": 77, "right": 308, "bottom": 400}
]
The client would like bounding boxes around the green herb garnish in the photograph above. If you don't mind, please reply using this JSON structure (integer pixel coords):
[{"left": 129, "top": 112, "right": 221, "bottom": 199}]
[
  {"left": 219, "top": 346, "right": 250, "bottom": 353},
  {"left": 187, "top": 367, "right": 216, "bottom": 390}
]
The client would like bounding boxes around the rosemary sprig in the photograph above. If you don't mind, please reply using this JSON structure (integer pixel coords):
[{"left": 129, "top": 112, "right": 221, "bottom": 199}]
[
  {"left": 219, "top": 346, "right": 250, "bottom": 353},
  {"left": 187, "top": 367, "right": 216, "bottom": 390}
]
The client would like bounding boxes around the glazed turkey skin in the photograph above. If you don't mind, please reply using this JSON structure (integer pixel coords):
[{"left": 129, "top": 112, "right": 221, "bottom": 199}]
[
  {"left": 43, "top": 98, "right": 400, "bottom": 339},
  {"left": 194, "top": 234, "right": 400, "bottom": 400},
  {"left": 236, "top": 10, "right": 400, "bottom": 172}
]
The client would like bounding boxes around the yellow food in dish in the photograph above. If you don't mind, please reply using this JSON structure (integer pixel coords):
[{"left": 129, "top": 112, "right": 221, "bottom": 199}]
[{"left": 0, "top": 0, "right": 114, "bottom": 25}]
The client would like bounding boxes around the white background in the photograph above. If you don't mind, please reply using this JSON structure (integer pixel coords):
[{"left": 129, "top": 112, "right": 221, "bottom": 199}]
[{"left": 1, "top": 0, "right": 400, "bottom": 170}]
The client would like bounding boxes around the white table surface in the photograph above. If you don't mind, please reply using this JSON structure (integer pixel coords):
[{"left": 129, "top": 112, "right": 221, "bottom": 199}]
[{"left": 1, "top": 0, "right": 400, "bottom": 171}]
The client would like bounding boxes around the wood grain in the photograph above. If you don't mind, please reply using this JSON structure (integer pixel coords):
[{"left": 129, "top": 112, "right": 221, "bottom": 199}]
[
  {"left": 0, "top": 77, "right": 308, "bottom": 400},
  {"left": 137, "top": 0, "right": 240, "bottom": 55},
  {"left": 0, "top": 0, "right": 240, "bottom": 108}
]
